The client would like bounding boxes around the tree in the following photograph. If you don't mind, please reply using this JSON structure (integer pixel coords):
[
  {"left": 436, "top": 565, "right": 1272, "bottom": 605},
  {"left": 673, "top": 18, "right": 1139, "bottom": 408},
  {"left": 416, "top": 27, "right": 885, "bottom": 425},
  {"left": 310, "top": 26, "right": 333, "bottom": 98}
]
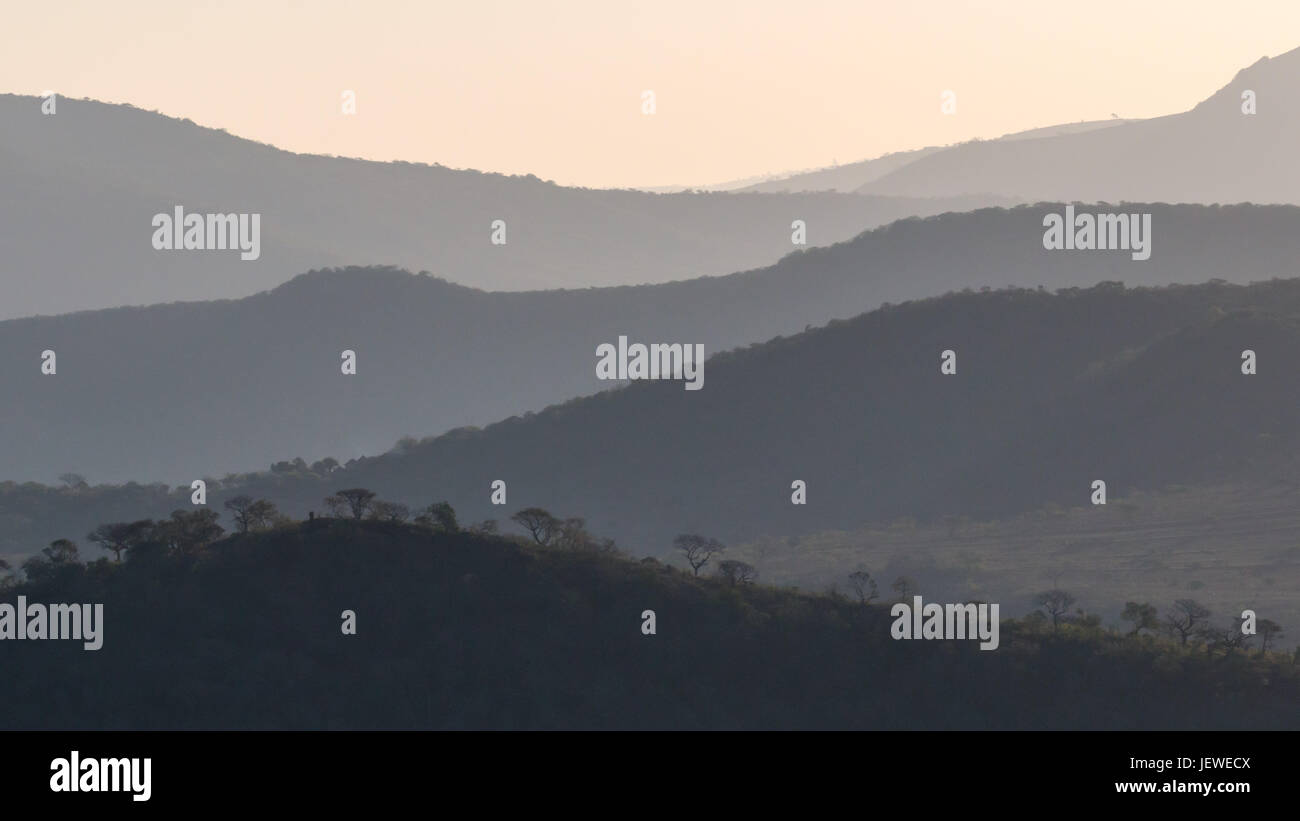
[
  {"left": 1201, "top": 624, "right": 1248, "bottom": 657},
  {"left": 1164, "top": 599, "right": 1211, "bottom": 646},
  {"left": 225, "top": 495, "right": 255, "bottom": 533},
  {"left": 716, "top": 559, "right": 757, "bottom": 586},
  {"left": 1120, "top": 601, "right": 1159, "bottom": 636},
  {"left": 1034, "top": 589, "right": 1076, "bottom": 632},
  {"left": 334, "top": 488, "right": 377, "bottom": 520},
  {"left": 154, "top": 509, "right": 225, "bottom": 555},
  {"left": 310, "top": 457, "right": 340, "bottom": 475},
  {"left": 369, "top": 501, "right": 411, "bottom": 523},
  {"left": 468, "top": 519, "right": 498, "bottom": 535},
  {"left": 1257, "top": 619, "right": 1283, "bottom": 655},
  {"left": 86, "top": 520, "right": 154, "bottom": 562},
  {"left": 554, "top": 517, "right": 595, "bottom": 550},
  {"left": 415, "top": 501, "right": 458, "bottom": 533},
  {"left": 673, "top": 533, "right": 724, "bottom": 576},
  {"left": 24, "top": 538, "right": 82, "bottom": 584},
  {"left": 891, "top": 576, "right": 918, "bottom": 600},
  {"left": 245, "top": 499, "right": 279, "bottom": 531},
  {"left": 847, "top": 567, "right": 879, "bottom": 605},
  {"left": 58, "top": 472, "right": 87, "bottom": 489},
  {"left": 323, "top": 495, "right": 348, "bottom": 518},
  {"left": 226, "top": 496, "right": 279, "bottom": 533},
  {"left": 42, "top": 538, "right": 80, "bottom": 564},
  {"left": 512, "top": 508, "right": 561, "bottom": 545}
]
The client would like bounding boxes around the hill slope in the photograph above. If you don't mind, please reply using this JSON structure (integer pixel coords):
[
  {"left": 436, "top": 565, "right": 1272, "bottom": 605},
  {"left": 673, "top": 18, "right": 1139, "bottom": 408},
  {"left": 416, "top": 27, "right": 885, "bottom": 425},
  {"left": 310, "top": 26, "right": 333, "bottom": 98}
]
[
  {"left": 2, "top": 519, "right": 1294, "bottom": 729},
  {"left": 316, "top": 281, "right": 1300, "bottom": 551},
  {"left": 4, "top": 276, "right": 1300, "bottom": 562},
  {"left": 733, "top": 120, "right": 1124, "bottom": 194},
  {"left": 6, "top": 203, "right": 1300, "bottom": 484},
  {"left": 858, "top": 47, "right": 1300, "bottom": 203},
  {"left": 0, "top": 93, "right": 1001, "bottom": 318}
]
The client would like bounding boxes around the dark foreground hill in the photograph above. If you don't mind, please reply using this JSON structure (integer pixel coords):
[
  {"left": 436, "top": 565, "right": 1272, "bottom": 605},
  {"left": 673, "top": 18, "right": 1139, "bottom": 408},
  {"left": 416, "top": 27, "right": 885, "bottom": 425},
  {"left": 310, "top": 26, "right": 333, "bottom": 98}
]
[
  {"left": 2, "top": 520, "right": 1295, "bottom": 729},
  {"left": 8, "top": 203, "right": 1300, "bottom": 484}
]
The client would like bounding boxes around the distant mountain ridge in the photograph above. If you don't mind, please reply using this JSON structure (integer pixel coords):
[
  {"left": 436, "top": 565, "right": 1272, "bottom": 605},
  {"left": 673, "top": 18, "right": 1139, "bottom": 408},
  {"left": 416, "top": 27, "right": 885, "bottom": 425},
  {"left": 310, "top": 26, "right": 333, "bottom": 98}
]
[
  {"left": 728, "top": 120, "right": 1126, "bottom": 194},
  {"left": 0, "top": 93, "right": 1004, "bottom": 319},
  {"left": 855, "top": 47, "right": 1300, "bottom": 202},
  {"left": 5, "top": 202, "right": 1300, "bottom": 484},
  {"left": 684, "top": 47, "right": 1300, "bottom": 201},
  {"left": 2, "top": 275, "right": 1299, "bottom": 563}
]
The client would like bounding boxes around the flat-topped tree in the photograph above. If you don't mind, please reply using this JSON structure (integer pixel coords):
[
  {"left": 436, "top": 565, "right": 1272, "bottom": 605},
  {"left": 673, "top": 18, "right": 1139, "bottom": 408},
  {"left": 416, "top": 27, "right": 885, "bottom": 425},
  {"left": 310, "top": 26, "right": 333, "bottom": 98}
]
[
  {"left": 415, "top": 501, "right": 458, "bottom": 533},
  {"left": 1034, "top": 589, "right": 1076, "bottom": 632},
  {"left": 328, "top": 488, "right": 377, "bottom": 520},
  {"left": 224, "top": 496, "right": 280, "bottom": 533},
  {"left": 512, "top": 508, "right": 560, "bottom": 546},
  {"left": 1121, "top": 602, "right": 1159, "bottom": 637},
  {"left": 716, "top": 559, "right": 757, "bottom": 586},
  {"left": 673, "top": 533, "right": 724, "bottom": 576},
  {"left": 86, "top": 520, "right": 154, "bottom": 562},
  {"left": 1164, "top": 599, "right": 1211, "bottom": 647},
  {"left": 847, "top": 568, "right": 879, "bottom": 605}
]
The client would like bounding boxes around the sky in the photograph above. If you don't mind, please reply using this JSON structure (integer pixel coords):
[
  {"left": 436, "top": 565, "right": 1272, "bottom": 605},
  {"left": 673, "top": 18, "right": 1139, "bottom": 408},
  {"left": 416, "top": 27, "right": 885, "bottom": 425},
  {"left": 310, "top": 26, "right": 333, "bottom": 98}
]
[{"left": 5, "top": 0, "right": 1300, "bottom": 189}]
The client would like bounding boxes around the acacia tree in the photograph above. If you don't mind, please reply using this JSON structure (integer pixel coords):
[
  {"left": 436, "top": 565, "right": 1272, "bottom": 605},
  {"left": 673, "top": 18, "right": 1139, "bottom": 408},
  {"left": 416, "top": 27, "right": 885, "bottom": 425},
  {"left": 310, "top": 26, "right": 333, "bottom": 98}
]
[
  {"left": 310, "top": 457, "right": 340, "bottom": 475},
  {"left": 716, "top": 559, "right": 757, "bottom": 586},
  {"left": 247, "top": 499, "right": 279, "bottom": 531},
  {"left": 555, "top": 517, "right": 604, "bottom": 551},
  {"left": 87, "top": 519, "right": 154, "bottom": 562},
  {"left": 416, "top": 501, "right": 458, "bottom": 533},
  {"left": 891, "top": 576, "right": 918, "bottom": 600},
  {"left": 324, "top": 495, "right": 348, "bottom": 518},
  {"left": 1164, "top": 599, "right": 1211, "bottom": 646},
  {"left": 1201, "top": 624, "right": 1248, "bottom": 658},
  {"left": 151, "top": 509, "right": 224, "bottom": 555},
  {"left": 1257, "top": 619, "right": 1283, "bottom": 655},
  {"left": 224, "top": 496, "right": 280, "bottom": 533},
  {"left": 333, "top": 488, "right": 377, "bottom": 520},
  {"left": 42, "top": 538, "right": 80, "bottom": 564},
  {"left": 224, "top": 495, "right": 256, "bottom": 532},
  {"left": 673, "top": 533, "right": 724, "bottom": 576},
  {"left": 512, "top": 508, "right": 561, "bottom": 545},
  {"left": 847, "top": 567, "right": 879, "bottom": 605},
  {"left": 1120, "top": 601, "right": 1159, "bottom": 636},
  {"left": 1034, "top": 589, "right": 1076, "bottom": 632},
  {"left": 369, "top": 501, "right": 411, "bottom": 523}
]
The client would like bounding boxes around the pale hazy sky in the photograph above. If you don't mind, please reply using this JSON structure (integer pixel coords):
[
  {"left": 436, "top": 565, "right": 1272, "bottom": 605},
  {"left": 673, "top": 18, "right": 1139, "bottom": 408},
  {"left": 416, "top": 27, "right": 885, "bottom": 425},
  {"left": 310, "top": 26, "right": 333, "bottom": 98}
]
[{"left": 6, "top": 1, "right": 1300, "bottom": 189}]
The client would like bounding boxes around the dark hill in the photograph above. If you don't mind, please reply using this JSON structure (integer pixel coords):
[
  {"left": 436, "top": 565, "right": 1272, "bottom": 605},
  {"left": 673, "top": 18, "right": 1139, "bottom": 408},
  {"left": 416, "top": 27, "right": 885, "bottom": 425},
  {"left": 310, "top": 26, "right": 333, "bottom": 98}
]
[{"left": 2, "top": 519, "right": 1294, "bottom": 729}]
